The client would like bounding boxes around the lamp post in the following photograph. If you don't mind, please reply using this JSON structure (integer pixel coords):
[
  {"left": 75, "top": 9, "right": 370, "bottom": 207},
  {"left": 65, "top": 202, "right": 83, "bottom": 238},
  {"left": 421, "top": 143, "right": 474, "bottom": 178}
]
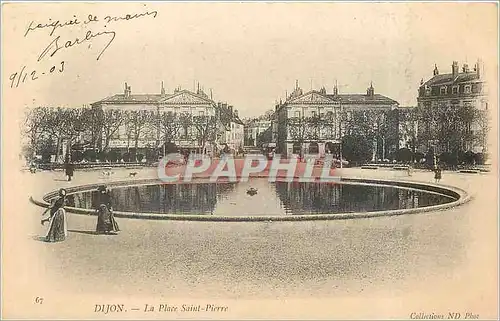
[{"left": 339, "top": 100, "right": 343, "bottom": 169}]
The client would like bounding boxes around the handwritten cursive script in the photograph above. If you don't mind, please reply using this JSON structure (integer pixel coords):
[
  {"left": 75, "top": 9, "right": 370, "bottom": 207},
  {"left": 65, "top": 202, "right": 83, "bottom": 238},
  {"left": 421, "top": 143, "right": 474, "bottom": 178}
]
[
  {"left": 24, "top": 11, "right": 157, "bottom": 38},
  {"left": 104, "top": 11, "right": 157, "bottom": 24},
  {"left": 38, "top": 30, "right": 116, "bottom": 61}
]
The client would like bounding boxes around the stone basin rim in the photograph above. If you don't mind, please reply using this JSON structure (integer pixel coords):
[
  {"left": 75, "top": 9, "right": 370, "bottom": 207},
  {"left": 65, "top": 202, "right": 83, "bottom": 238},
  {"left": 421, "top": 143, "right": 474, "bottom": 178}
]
[{"left": 30, "top": 176, "right": 471, "bottom": 222}]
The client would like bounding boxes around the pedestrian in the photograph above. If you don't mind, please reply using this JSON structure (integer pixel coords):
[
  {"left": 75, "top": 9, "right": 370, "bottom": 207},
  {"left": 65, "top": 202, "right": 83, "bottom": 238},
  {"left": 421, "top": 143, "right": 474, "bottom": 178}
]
[
  {"left": 65, "top": 162, "right": 75, "bottom": 181},
  {"left": 434, "top": 167, "right": 442, "bottom": 183},
  {"left": 41, "top": 188, "right": 68, "bottom": 242},
  {"left": 29, "top": 161, "right": 37, "bottom": 174},
  {"left": 407, "top": 164, "right": 413, "bottom": 177},
  {"left": 95, "top": 185, "right": 120, "bottom": 235}
]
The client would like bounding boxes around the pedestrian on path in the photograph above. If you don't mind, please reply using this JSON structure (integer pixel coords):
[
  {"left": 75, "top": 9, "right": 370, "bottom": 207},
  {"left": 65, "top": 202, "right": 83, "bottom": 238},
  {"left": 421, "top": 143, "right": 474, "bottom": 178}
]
[
  {"left": 41, "top": 188, "right": 68, "bottom": 242},
  {"left": 65, "top": 162, "right": 75, "bottom": 181},
  {"left": 95, "top": 185, "right": 120, "bottom": 235},
  {"left": 434, "top": 167, "right": 442, "bottom": 183}
]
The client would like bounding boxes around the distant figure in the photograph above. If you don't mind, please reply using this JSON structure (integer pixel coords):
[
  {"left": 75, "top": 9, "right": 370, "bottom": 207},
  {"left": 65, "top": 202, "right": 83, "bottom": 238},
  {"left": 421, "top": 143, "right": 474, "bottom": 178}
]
[
  {"left": 407, "top": 164, "right": 413, "bottom": 177},
  {"left": 434, "top": 167, "right": 442, "bottom": 183},
  {"left": 29, "top": 162, "right": 37, "bottom": 173},
  {"left": 129, "top": 172, "right": 138, "bottom": 177},
  {"left": 65, "top": 162, "right": 75, "bottom": 181},
  {"left": 95, "top": 186, "right": 120, "bottom": 235},
  {"left": 41, "top": 188, "right": 68, "bottom": 242}
]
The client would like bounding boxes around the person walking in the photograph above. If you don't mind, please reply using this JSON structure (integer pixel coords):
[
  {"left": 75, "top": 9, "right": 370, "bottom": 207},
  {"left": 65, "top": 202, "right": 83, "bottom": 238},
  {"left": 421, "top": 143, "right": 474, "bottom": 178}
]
[
  {"left": 434, "top": 167, "right": 442, "bottom": 183},
  {"left": 65, "top": 162, "right": 75, "bottom": 181},
  {"left": 95, "top": 185, "right": 120, "bottom": 235}
]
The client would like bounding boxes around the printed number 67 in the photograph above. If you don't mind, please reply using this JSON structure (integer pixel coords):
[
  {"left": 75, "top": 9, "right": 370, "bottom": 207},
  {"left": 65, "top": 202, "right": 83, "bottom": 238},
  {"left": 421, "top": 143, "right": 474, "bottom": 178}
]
[{"left": 35, "top": 297, "right": 43, "bottom": 304}]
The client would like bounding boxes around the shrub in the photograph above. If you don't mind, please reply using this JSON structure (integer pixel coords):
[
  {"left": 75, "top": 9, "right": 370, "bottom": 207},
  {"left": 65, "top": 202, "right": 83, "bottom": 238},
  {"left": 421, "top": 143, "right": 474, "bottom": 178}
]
[{"left": 395, "top": 148, "right": 412, "bottom": 163}]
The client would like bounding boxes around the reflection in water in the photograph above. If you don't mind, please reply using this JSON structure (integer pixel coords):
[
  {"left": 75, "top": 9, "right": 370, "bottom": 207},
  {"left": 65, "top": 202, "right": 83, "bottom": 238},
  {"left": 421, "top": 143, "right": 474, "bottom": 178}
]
[{"left": 69, "top": 179, "right": 455, "bottom": 216}]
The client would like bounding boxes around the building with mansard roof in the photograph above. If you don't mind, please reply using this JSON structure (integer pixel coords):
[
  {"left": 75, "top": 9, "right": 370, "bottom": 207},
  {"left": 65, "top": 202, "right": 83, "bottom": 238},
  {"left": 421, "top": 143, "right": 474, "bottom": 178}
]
[
  {"left": 275, "top": 81, "right": 399, "bottom": 159},
  {"left": 416, "top": 59, "right": 489, "bottom": 154}
]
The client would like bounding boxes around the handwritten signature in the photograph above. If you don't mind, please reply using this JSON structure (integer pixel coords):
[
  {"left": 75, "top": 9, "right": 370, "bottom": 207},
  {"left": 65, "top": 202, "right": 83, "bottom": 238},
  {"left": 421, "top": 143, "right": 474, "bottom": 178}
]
[
  {"left": 24, "top": 11, "right": 157, "bottom": 61},
  {"left": 38, "top": 30, "right": 116, "bottom": 61}
]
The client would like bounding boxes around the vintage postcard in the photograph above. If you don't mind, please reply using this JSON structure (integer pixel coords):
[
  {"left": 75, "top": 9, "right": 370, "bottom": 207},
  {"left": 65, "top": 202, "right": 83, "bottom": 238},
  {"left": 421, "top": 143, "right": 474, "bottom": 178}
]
[{"left": 2, "top": 1, "right": 498, "bottom": 319}]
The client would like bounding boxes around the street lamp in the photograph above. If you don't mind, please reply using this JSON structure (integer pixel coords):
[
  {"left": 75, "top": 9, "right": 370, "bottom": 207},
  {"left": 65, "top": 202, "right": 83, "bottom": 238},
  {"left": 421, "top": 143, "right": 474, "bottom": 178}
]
[{"left": 339, "top": 100, "right": 343, "bottom": 169}]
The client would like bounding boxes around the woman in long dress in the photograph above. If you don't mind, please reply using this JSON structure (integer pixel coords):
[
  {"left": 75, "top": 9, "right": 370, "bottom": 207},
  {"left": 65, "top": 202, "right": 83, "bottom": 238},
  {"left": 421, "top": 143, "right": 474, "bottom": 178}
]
[
  {"left": 41, "top": 188, "right": 68, "bottom": 242},
  {"left": 95, "top": 186, "right": 120, "bottom": 234}
]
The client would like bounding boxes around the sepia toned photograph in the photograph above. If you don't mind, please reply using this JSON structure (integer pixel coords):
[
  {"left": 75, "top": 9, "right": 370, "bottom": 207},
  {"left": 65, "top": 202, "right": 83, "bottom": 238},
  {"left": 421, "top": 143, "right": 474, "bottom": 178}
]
[{"left": 2, "top": 1, "right": 498, "bottom": 319}]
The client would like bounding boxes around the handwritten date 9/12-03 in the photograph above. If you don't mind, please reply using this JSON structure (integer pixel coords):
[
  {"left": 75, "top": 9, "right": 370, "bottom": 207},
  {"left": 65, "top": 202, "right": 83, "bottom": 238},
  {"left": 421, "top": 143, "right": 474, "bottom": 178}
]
[{"left": 9, "top": 61, "right": 65, "bottom": 89}]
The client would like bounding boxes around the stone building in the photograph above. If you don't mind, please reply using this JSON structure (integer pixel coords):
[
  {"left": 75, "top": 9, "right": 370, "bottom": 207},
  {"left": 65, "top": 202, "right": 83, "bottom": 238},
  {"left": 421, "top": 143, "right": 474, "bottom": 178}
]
[
  {"left": 275, "top": 81, "right": 399, "bottom": 159},
  {"left": 90, "top": 83, "right": 244, "bottom": 158},
  {"left": 416, "top": 59, "right": 489, "bottom": 154}
]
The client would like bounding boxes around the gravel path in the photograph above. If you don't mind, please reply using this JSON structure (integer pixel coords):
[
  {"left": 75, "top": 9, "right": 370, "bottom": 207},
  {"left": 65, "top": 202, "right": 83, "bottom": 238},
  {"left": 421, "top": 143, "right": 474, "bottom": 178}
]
[{"left": 3, "top": 166, "right": 497, "bottom": 318}]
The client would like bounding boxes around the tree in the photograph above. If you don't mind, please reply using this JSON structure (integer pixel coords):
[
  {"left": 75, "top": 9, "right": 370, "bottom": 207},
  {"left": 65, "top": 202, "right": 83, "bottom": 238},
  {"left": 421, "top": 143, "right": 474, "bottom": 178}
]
[
  {"left": 342, "top": 135, "right": 372, "bottom": 163},
  {"left": 193, "top": 115, "right": 218, "bottom": 154},
  {"left": 395, "top": 148, "right": 413, "bottom": 163},
  {"left": 287, "top": 115, "right": 322, "bottom": 154},
  {"left": 125, "top": 110, "right": 154, "bottom": 161},
  {"left": 474, "top": 109, "right": 490, "bottom": 152},
  {"left": 100, "top": 109, "right": 126, "bottom": 151},
  {"left": 22, "top": 107, "right": 50, "bottom": 160},
  {"left": 157, "top": 111, "right": 182, "bottom": 145}
]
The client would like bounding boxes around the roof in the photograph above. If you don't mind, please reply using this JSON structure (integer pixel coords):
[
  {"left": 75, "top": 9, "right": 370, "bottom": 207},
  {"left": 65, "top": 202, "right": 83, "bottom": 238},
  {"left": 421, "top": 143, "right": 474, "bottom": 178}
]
[
  {"left": 218, "top": 106, "right": 245, "bottom": 126},
  {"left": 326, "top": 93, "right": 398, "bottom": 105},
  {"left": 422, "top": 72, "right": 479, "bottom": 87},
  {"left": 92, "top": 94, "right": 167, "bottom": 105}
]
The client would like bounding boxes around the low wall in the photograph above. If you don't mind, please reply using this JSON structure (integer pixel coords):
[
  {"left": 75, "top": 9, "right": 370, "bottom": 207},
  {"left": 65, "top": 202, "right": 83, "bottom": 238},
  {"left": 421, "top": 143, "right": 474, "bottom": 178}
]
[{"left": 30, "top": 177, "right": 470, "bottom": 222}]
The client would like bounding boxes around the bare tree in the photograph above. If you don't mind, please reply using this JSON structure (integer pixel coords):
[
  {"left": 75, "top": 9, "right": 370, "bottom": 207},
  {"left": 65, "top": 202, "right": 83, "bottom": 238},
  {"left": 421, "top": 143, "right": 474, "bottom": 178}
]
[
  {"left": 22, "top": 106, "right": 50, "bottom": 159},
  {"left": 157, "top": 111, "right": 182, "bottom": 144},
  {"left": 125, "top": 110, "right": 155, "bottom": 161},
  {"left": 474, "top": 109, "right": 490, "bottom": 152},
  {"left": 287, "top": 115, "right": 322, "bottom": 154},
  {"left": 193, "top": 115, "right": 218, "bottom": 154},
  {"left": 100, "top": 109, "right": 126, "bottom": 151}
]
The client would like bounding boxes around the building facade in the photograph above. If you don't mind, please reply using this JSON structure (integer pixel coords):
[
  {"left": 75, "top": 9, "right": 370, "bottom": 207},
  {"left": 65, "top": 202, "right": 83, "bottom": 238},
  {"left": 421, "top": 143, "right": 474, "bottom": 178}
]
[
  {"left": 244, "top": 119, "right": 273, "bottom": 147},
  {"left": 91, "top": 83, "right": 244, "bottom": 158},
  {"left": 275, "top": 81, "right": 399, "bottom": 159},
  {"left": 416, "top": 59, "right": 489, "bottom": 154}
]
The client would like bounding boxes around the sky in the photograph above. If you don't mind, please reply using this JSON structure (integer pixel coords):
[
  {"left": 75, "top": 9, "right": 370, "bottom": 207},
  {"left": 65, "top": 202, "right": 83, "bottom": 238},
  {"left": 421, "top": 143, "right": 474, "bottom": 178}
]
[{"left": 3, "top": 2, "right": 498, "bottom": 119}]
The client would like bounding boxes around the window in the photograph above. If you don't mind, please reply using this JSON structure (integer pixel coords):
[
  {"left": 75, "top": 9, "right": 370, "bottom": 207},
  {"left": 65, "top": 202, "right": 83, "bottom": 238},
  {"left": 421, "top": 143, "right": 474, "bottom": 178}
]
[
  {"left": 465, "top": 85, "right": 472, "bottom": 94},
  {"left": 311, "top": 111, "right": 317, "bottom": 117},
  {"left": 440, "top": 86, "right": 447, "bottom": 95},
  {"left": 425, "top": 86, "right": 431, "bottom": 96},
  {"left": 294, "top": 111, "right": 300, "bottom": 118},
  {"left": 452, "top": 86, "right": 458, "bottom": 94},
  {"left": 199, "top": 111, "right": 204, "bottom": 117}
]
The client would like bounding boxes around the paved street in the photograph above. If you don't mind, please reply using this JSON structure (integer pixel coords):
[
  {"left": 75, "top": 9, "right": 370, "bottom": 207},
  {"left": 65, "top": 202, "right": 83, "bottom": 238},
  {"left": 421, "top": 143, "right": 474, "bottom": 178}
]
[{"left": 3, "top": 166, "right": 497, "bottom": 318}]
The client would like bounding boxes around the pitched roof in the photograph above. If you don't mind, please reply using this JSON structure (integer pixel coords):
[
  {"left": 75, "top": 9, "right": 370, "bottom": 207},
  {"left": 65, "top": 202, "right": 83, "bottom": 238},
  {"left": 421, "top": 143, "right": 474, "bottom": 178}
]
[
  {"left": 326, "top": 93, "right": 398, "bottom": 105},
  {"left": 93, "top": 94, "right": 167, "bottom": 105},
  {"left": 423, "top": 72, "right": 479, "bottom": 87}
]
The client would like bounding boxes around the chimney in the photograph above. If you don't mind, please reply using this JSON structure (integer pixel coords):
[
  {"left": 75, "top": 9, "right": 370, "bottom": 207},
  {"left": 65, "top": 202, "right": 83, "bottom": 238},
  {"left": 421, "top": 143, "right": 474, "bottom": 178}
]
[
  {"left": 124, "top": 82, "right": 131, "bottom": 98},
  {"left": 475, "top": 59, "right": 482, "bottom": 78},
  {"left": 161, "top": 81, "right": 165, "bottom": 96},
  {"left": 366, "top": 82, "right": 374, "bottom": 97},
  {"left": 333, "top": 80, "right": 339, "bottom": 96},
  {"left": 229, "top": 105, "right": 233, "bottom": 115},
  {"left": 433, "top": 64, "right": 439, "bottom": 76},
  {"left": 462, "top": 64, "right": 470, "bottom": 73},
  {"left": 452, "top": 61, "right": 459, "bottom": 77},
  {"left": 234, "top": 110, "right": 239, "bottom": 117}
]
